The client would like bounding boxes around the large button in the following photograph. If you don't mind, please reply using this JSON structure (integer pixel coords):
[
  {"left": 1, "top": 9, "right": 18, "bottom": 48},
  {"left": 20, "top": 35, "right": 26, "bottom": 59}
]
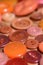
[
  {"left": 9, "top": 30, "right": 28, "bottom": 43},
  {"left": 14, "top": 0, "right": 38, "bottom": 16},
  {"left": 11, "top": 18, "right": 32, "bottom": 30},
  {"left": 4, "top": 41, "right": 27, "bottom": 58}
]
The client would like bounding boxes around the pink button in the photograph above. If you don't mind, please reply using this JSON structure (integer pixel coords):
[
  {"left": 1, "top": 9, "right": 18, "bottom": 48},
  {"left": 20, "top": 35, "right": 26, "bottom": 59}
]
[
  {"left": 0, "top": 14, "right": 2, "bottom": 22},
  {"left": 38, "top": 0, "right": 43, "bottom": 4}
]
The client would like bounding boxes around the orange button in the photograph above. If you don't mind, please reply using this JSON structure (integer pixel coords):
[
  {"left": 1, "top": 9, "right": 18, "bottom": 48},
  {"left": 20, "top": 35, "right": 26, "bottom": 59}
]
[
  {"left": 39, "top": 42, "right": 43, "bottom": 52},
  {"left": 0, "top": 2, "right": 13, "bottom": 14},
  {"left": 4, "top": 41, "right": 27, "bottom": 58}
]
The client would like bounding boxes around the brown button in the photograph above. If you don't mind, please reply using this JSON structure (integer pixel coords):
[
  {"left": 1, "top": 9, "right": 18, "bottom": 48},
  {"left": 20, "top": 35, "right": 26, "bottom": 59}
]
[
  {"left": 0, "top": 22, "right": 12, "bottom": 34},
  {"left": 25, "top": 39, "right": 39, "bottom": 49},
  {"left": 9, "top": 30, "right": 28, "bottom": 43},
  {"left": 11, "top": 18, "right": 32, "bottom": 30},
  {"left": 35, "top": 34, "right": 43, "bottom": 43}
]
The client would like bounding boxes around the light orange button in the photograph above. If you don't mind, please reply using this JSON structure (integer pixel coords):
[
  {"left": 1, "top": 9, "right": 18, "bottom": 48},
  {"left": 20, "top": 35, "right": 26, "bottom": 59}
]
[{"left": 38, "top": 19, "right": 43, "bottom": 30}]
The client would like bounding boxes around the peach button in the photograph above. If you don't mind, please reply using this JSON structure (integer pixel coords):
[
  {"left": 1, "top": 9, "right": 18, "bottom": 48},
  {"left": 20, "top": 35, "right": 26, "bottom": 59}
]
[{"left": 39, "top": 42, "right": 43, "bottom": 52}]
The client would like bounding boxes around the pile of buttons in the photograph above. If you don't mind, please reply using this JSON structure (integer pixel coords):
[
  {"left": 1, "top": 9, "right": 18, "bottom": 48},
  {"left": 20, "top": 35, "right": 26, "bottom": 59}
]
[{"left": 0, "top": 0, "right": 43, "bottom": 65}]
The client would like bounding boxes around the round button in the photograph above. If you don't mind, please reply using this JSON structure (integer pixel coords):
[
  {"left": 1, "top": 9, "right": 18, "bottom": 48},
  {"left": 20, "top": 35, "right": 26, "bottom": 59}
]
[
  {"left": 0, "top": 52, "right": 9, "bottom": 65},
  {"left": 30, "top": 11, "right": 42, "bottom": 21},
  {"left": 40, "top": 55, "right": 43, "bottom": 65},
  {"left": 38, "top": 42, "right": 43, "bottom": 52},
  {"left": 9, "top": 30, "right": 28, "bottom": 43},
  {"left": 35, "top": 34, "right": 43, "bottom": 43},
  {"left": 0, "top": 22, "right": 12, "bottom": 34},
  {"left": 23, "top": 51, "right": 41, "bottom": 64},
  {"left": 38, "top": 19, "right": 43, "bottom": 30},
  {"left": 0, "top": 34, "right": 10, "bottom": 48},
  {"left": 12, "top": 18, "right": 32, "bottom": 29},
  {"left": 5, "top": 58, "right": 27, "bottom": 65},
  {"left": 38, "top": 0, "right": 43, "bottom": 4},
  {"left": 0, "top": 14, "right": 2, "bottom": 22},
  {"left": 2, "top": 13, "right": 15, "bottom": 22},
  {"left": 27, "top": 26, "right": 43, "bottom": 36},
  {"left": 25, "top": 39, "right": 39, "bottom": 49},
  {"left": 4, "top": 41, "right": 27, "bottom": 58},
  {"left": 0, "top": 2, "right": 13, "bottom": 14},
  {"left": 14, "top": 0, "right": 38, "bottom": 16}
]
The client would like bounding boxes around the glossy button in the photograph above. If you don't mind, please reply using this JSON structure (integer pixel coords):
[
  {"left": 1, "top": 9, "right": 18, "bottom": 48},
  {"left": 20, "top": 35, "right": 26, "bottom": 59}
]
[
  {"left": 4, "top": 41, "right": 27, "bottom": 58},
  {"left": 0, "top": 34, "right": 10, "bottom": 48},
  {"left": 5, "top": 58, "right": 27, "bottom": 65},
  {"left": 23, "top": 51, "right": 41, "bottom": 63},
  {"left": 27, "top": 26, "right": 42, "bottom": 36},
  {"left": 38, "top": 0, "right": 43, "bottom": 4},
  {"left": 9, "top": 30, "right": 28, "bottom": 43},
  {"left": 14, "top": 0, "right": 38, "bottom": 16},
  {"left": 0, "top": 2, "right": 13, "bottom": 14}
]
